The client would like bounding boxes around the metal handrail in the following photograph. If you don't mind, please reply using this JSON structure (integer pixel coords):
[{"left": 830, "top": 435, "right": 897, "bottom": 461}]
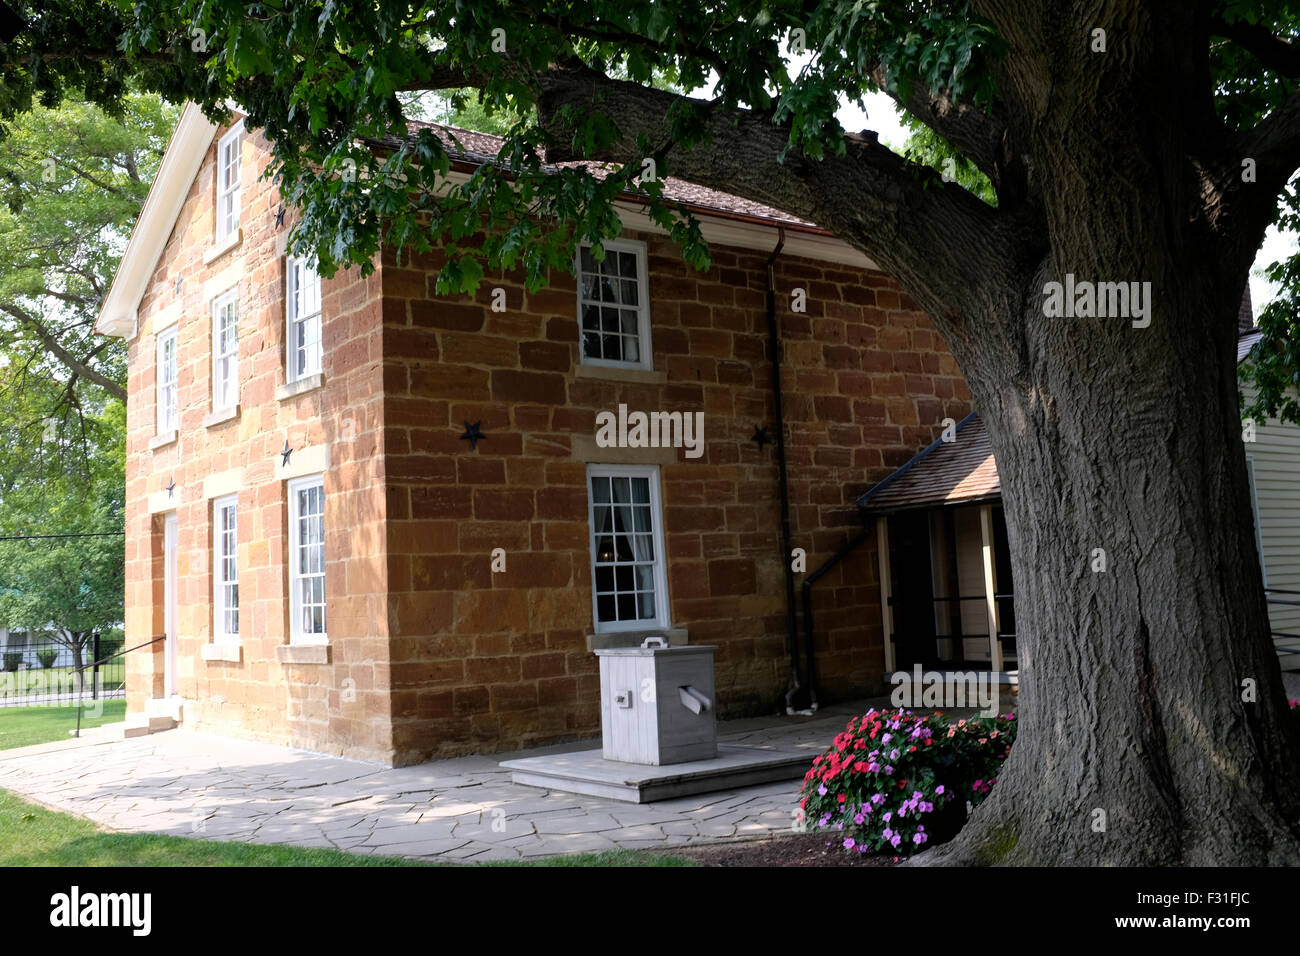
[{"left": 73, "top": 635, "right": 165, "bottom": 738}]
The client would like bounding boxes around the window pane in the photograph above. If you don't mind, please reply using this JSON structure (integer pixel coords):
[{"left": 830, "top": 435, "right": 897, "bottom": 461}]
[{"left": 617, "top": 594, "right": 636, "bottom": 620}]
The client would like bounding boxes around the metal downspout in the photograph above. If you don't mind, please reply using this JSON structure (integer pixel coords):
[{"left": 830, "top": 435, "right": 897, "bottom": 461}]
[{"left": 764, "top": 229, "right": 807, "bottom": 715}]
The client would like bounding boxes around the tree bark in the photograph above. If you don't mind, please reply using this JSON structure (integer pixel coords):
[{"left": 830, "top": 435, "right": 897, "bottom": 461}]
[{"left": 910, "top": 4, "right": 1300, "bottom": 865}]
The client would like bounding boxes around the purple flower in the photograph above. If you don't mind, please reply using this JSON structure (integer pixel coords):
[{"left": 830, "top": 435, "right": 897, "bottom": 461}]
[
  {"left": 882, "top": 827, "right": 893, "bottom": 840},
  {"left": 853, "top": 813, "right": 865, "bottom": 825},
  {"left": 890, "top": 834, "right": 902, "bottom": 848},
  {"left": 912, "top": 791, "right": 923, "bottom": 800},
  {"left": 890, "top": 749, "right": 900, "bottom": 761},
  {"left": 882, "top": 733, "right": 892, "bottom": 744},
  {"left": 882, "top": 811, "right": 892, "bottom": 823},
  {"left": 913, "top": 832, "right": 927, "bottom": 845},
  {"left": 843, "top": 837, "right": 856, "bottom": 850},
  {"left": 884, "top": 766, "right": 894, "bottom": 776},
  {"left": 872, "top": 794, "right": 885, "bottom": 806},
  {"left": 935, "top": 785, "right": 945, "bottom": 795},
  {"left": 817, "top": 784, "right": 827, "bottom": 796}
]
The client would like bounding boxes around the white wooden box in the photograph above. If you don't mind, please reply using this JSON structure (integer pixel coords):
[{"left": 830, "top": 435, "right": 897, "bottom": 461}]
[{"left": 594, "top": 640, "right": 717, "bottom": 765}]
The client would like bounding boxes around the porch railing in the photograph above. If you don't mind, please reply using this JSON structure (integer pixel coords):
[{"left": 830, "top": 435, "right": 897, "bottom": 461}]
[{"left": 1264, "top": 588, "right": 1300, "bottom": 658}]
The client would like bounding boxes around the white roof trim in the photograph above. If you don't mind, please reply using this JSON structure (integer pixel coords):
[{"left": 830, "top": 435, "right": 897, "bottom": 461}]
[{"left": 95, "top": 103, "right": 220, "bottom": 338}]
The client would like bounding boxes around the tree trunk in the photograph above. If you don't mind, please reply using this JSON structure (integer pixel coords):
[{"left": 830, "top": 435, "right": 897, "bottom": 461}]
[
  {"left": 917, "top": 275, "right": 1300, "bottom": 865},
  {"left": 65, "top": 631, "right": 86, "bottom": 696},
  {"left": 893, "top": 1, "right": 1300, "bottom": 867}
]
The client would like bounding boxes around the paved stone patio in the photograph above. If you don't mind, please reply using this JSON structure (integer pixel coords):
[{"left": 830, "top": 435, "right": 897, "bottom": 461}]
[{"left": 0, "top": 700, "right": 896, "bottom": 862}]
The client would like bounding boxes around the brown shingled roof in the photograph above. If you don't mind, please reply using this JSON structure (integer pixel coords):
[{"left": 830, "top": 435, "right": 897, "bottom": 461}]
[
  {"left": 401, "top": 122, "right": 820, "bottom": 230},
  {"left": 858, "top": 414, "right": 1000, "bottom": 513}
]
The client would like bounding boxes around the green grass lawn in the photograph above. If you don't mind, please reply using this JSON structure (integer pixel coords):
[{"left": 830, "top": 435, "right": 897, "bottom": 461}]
[
  {"left": 0, "top": 789, "right": 693, "bottom": 867},
  {"left": 0, "top": 665, "right": 125, "bottom": 700},
  {"left": 0, "top": 700, "right": 127, "bottom": 751}
]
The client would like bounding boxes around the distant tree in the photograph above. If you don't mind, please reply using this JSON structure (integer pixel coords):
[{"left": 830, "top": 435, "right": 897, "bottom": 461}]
[
  {"left": 0, "top": 93, "right": 175, "bottom": 422},
  {"left": 0, "top": 373, "right": 124, "bottom": 691}
]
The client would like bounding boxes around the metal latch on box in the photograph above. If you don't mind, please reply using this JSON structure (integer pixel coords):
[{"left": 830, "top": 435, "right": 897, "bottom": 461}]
[{"left": 614, "top": 690, "right": 634, "bottom": 708}]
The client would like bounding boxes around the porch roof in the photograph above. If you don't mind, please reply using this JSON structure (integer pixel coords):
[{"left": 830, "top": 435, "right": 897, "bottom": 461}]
[{"left": 857, "top": 412, "right": 1000, "bottom": 514}]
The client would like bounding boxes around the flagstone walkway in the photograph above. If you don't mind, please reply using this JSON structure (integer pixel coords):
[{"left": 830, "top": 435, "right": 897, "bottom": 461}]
[{"left": 0, "top": 701, "right": 894, "bottom": 863}]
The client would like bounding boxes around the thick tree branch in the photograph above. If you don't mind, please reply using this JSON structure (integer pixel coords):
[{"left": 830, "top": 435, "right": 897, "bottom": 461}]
[
  {"left": 1212, "top": 16, "right": 1300, "bottom": 77},
  {"left": 531, "top": 61, "right": 1023, "bottom": 333},
  {"left": 1226, "top": 89, "right": 1300, "bottom": 249},
  {"left": 0, "top": 302, "right": 126, "bottom": 401},
  {"left": 866, "top": 65, "right": 1003, "bottom": 175}
]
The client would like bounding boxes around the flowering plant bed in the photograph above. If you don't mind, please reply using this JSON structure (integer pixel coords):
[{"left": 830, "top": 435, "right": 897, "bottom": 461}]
[{"left": 798, "top": 707, "right": 1017, "bottom": 857}]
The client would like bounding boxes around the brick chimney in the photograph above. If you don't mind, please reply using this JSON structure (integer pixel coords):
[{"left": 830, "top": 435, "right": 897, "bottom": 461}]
[{"left": 1239, "top": 285, "right": 1255, "bottom": 335}]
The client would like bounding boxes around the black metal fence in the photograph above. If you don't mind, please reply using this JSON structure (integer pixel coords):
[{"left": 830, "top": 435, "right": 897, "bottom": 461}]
[{"left": 0, "top": 631, "right": 125, "bottom": 707}]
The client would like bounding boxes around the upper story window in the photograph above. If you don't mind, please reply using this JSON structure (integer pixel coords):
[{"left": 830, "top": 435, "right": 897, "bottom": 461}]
[
  {"left": 286, "top": 256, "right": 322, "bottom": 382},
  {"left": 213, "top": 494, "right": 239, "bottom": 641},
  {"left": 577, "top": 239, "right": 651, "bottom": 370},
  {"left": 288, "top": 474, "right": 327, "bottom": 643},
  {"left": 212, "top": 290, "right": 239, "bottom": 411},
  {"left": 586, "top": 464, "right": 669, "bottom": 632},
  {"left": 156, "top": 326, "right": 178, "bottom": 436},
  {"left": 216, "top": 126, "right": 242, "bottom": 242}
]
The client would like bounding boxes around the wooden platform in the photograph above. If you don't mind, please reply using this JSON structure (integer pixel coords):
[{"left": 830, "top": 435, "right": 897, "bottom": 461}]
[{"left": 500, "top": 744, "right": 809, "bottom": 803}]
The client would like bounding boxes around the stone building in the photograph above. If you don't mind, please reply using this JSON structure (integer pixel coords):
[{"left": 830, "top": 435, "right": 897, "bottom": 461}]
[{"left": 96, "top": 105, "right": 972, "bottom": 764}]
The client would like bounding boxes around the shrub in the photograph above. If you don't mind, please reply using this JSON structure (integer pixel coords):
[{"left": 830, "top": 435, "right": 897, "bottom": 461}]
[
  {"left": 36, "top": 648, "right": 58, "bottom": 669},
  {"left": 2, "top": 652, "right": 22, "bottom": 672},
  {"left": 798, "top": 707, "right": 1017, "bottom": 857}
]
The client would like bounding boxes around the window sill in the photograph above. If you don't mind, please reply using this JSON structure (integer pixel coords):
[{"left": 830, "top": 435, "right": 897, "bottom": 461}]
[
  {"left": 203, "top": 229, "right": 242, "bottom": 265},
  {"left": 149, "top": 430, "right": 178, "bottom": 451},
  {"left": 276, "top": 373, "right": 324, "bottom": 401},
  {"left": 201, "top": 642, "right": 242, "bottom": 663},
  {"left": 586, "top": 626, "right": 688, "bottom": 652},
  {"left": 276, "top": 642, "right": 331, "bottom": 665},
  {"left": 575, "top": 364, "right": 665, "bottom": 385},
  {"left": 202, "top": 405, "right": 239, "bottom": 428}
]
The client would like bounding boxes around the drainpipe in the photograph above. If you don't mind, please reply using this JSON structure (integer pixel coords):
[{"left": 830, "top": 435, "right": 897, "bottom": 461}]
[
  {"left": 764, "top": 229, "right": 806, "bottom": 715},
  {"left": 800, "top": 516, "right": 873, "bottom": 711}
]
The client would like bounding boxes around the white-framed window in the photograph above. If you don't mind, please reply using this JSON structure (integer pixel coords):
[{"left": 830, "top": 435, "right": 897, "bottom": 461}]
[
  {"left": 211, "top": 290, "right": 239, "bottom": 411},
  {"left": 586, "top": 464, "right": 670, "bottom": 632},
  {"left": 286, "top": 256, "right": 323, "bottom": 382},
  {"left": 216, "top": 125, "right": 242, "bottom": 242},
  {"left": 212, "top": 494, "right": 239, "bottom": 641},
  {"left": 156, "top": 326, "right": 178, "bottom": 435},
  {"left": 577, "top": 239, "right": 651, "bottom": 369},
  {"left": 288, "top": 474, "right": 326, "bottom": 643}
]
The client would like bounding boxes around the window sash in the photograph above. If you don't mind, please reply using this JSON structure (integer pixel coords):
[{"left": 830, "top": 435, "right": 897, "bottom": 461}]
[
  {"left": 286, "top": 257, "right": 323, "bottom": 381},
  {"left": 156, "top": 328, "right": 178, "bottom": 435},
  {"left": 288, "top": 476, "right": 326, "bottom": 642},
  {"left": 213, "top": 496, "right": 239, "bottom": 640},
  {"left": 576, "top": 240, "right": 651, "bottom": 369},
  {"left": 587, "top": 465, "right": 668, "bottom": 632},
  {"left": 212, "top": 292, "right": 239, "bottom": 410},
  {"left": 216, "top": 128, "right": 241, "bottom": 241}
]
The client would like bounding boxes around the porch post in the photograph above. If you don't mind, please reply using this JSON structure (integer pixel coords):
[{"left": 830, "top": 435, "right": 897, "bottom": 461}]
[
  {"left": 876, "top": 516, "right": 896, "bottom": 674},
  {"left": 978, "top": 504, "right": 1003, "bottom": 672}
]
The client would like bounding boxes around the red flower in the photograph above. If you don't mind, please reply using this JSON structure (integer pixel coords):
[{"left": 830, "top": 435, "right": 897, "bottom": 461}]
[{"left": 837, "top": 793, "right": 847, "bottom": 804}]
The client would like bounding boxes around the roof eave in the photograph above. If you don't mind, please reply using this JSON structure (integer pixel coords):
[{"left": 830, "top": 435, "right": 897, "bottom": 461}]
[{"left": 94, "top": 103, "right": 221, "bottom": 339}]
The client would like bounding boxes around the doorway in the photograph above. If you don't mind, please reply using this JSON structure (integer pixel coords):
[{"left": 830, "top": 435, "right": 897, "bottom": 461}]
[{"left": 163, "top": 511, "right": 178, "bottom": 698}]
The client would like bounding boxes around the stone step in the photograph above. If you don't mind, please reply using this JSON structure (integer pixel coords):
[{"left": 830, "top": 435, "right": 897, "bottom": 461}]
[{"left": 500, "top": 744, "right": 809, "bottom": 804}]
